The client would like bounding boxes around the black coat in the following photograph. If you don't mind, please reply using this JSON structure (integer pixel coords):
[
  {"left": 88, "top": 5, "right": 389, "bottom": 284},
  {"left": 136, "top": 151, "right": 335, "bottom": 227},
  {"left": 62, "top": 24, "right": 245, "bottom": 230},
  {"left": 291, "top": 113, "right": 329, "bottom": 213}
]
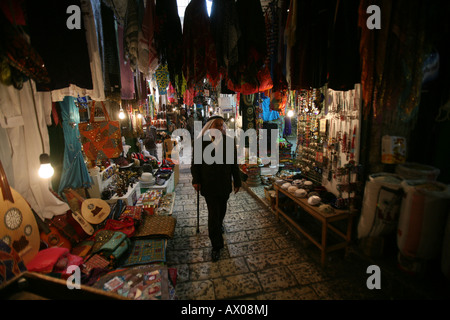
[{"left": 191, "top": 135, "right": 242, "bottom": 198}]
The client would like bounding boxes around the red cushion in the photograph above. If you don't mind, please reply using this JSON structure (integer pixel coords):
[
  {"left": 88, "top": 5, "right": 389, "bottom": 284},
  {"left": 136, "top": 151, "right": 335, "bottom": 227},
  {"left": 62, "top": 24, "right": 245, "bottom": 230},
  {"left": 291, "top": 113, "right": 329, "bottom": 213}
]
[{"left": 26, "top": 247, "right": 69, "bottom": 273}]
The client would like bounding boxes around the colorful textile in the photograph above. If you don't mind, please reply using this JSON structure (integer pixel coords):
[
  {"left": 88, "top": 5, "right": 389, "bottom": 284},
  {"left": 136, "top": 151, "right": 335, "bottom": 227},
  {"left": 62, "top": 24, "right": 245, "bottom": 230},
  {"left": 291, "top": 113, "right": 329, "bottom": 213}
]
[
  {"left": 118, "top": 25, "right": 135, "bottom": 100},
  {"left": 78, "top": 100, "right": 123, "bottom": 162},
  {"left": 58, "top": 96, "right": 92, "bottom": 193},
  {"left": 0, "top": 240, "right": 27, "bottom": 284},
  {"left": 133, "top": 215, "right": 177, "bottom": 239},
  {"left": 155, "top": 64, "right": 169, "bottom": 95},
  {"left": 93, "top": 265, "right": 171, "bottom": 300},
  {"left": 182, "top": 0, "right": 219, "bottom": 89},
  {"left": 123, "top": 239, "right": 167, "bottom": 266}
]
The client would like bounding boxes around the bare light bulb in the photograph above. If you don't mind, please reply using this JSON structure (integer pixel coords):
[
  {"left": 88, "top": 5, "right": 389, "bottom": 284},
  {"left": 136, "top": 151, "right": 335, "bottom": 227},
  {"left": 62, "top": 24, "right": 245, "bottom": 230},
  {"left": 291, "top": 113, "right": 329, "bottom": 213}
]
[
  {"left": 38, "top": 153, "right": 54, "bottom": 179},
  {"left": 287, "top": 110, "right": 294, "bottom": 117},
  {"left": 119, "top": 109, "right": 125, "bottom": 119}
]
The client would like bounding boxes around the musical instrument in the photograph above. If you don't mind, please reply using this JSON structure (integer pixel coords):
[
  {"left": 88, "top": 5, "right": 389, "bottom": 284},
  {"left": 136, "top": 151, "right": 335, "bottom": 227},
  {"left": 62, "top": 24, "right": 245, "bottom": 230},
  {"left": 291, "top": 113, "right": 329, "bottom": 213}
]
[
  {"left": 31, "top": 208, "right": 72, "bottom": 251},
  {"left": 71, "top": 210, "right": 94, "bottom": 235},
  {"left": 67, "top": 188, "right": 111, "bottom": 225},
  {"left": 0, "top": 160, "right": 40, "bottom": 265}
]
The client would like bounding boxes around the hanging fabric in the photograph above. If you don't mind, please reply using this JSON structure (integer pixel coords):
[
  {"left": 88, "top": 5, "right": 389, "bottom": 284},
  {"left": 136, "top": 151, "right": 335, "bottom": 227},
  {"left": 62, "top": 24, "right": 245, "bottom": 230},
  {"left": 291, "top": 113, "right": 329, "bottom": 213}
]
[
  {"left": 58, "top": 96, "right": 92, "bottom": 194},
  {"left": 182, "top": 0, "right": 220, "bottom": 90},
  {"left": 78, "top": 100, "right": 123, "bottom": 162},
  {"left": 266, "top": 0, "right": 289, "bottom": 92},
  {"left": 118, "top": 24, "right": 136, "bottom": 100},
  {"left": 100, "top": 1, "right": 122, "bottom": 100},
  {"left": 155, "top": 0, "right": 184, "bottom": 94},
  {"left": 226, "top": 0, "right": 272, "bottom": 94},
  {"left": 327, "top": 0, "right": 361, "bottom": 91},
  {"left": 0, "top": 80, "right": 70, "bottom": 220},
  {"left": 124, "top": 0, "right": 139, "bottom": 72},
  {"left": 210, "top": 0, "right": 241, "bottom": 77},
  {"left": 0, "top": 9, "right": 49, "bottom": 89},
  {"left": 140, "top": 0, "right": 159, "bottom": 76},
  {"left": 155, "top": 64, "right": 169, "bottom": 96},
  {"left": 50, "top": 0, "right": 106, "bottom": 102},
  {"left": 24, "top": 0, "right": 93, "bottom": 92}
]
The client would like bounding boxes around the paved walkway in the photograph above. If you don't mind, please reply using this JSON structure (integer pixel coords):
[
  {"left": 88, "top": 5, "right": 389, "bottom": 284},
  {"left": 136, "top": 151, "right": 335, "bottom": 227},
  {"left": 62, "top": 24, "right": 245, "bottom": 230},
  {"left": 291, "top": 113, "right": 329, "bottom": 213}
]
[{"left": 166, "top": 164, "right": 450, "bottom": 300}]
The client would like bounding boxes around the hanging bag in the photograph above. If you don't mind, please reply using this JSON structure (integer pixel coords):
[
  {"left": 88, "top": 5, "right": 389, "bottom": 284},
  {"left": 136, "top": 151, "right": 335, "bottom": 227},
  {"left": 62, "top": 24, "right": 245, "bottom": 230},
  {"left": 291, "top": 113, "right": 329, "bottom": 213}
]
[{"left": 78, "top": 101, "right": 123, "bottom": 161}]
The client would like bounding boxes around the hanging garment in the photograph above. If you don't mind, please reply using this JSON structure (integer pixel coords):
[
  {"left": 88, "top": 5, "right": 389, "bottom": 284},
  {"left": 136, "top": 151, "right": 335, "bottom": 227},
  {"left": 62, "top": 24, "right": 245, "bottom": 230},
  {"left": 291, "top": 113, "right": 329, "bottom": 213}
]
[
  {"left": 155, "top": 64, "right": 169, "bottom": 96},
  {"left": 210, "top": 0, "right": 241, "bottom": 76},
  {"left": 182, "top": 0, "right": 219, "bottom": 90},
  {"left": 0, "top": 9, "right": 50, "bottom": 88},
  {"left": 100, "top": 1, "right": 122, "bottom": 100},
  {"left": 50, "top": 0, "right": 106, "bottom": 102},
  {"left": 25, "top": 0, "right": 93, "bottom": 92},
  {"left": 265, "top": 0, "right": 289, "bottom": 92},
  {"left": 327, "top": 0, "right": 360, "bottom": 91},
  {"left": 118, "top": 25, "right": 136, "bottom": 100},
  {"left": 227, "top": 0, "right": 272, "bottom": 94},
  {"left": 0, "top": 80, "right": 70, "bottom": 220},
  {"left": 139, "top": 0, "right": 159, "bottom": 76},
  {"left": 261, "top": 93, "right": 279, "bottom": 122},
  {"left": 58, "top": 96, "right": 92, "bottom": 194},
  {"left": 124, "top": 0, "right": 139, "bottom": 72},
  {"left": 155, "top": 0, "right": 183, "bottom": 93},
  {"left": 287, "top": 0, "right": 335, "bottom": 90}
]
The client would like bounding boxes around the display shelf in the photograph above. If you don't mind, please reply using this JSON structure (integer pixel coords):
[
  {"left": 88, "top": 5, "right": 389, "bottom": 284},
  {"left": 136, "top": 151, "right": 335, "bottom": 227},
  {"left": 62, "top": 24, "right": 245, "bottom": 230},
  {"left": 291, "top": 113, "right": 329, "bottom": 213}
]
[
  {"left": 106, "top": 183, "right": 141, "bottom": 206},
  {"left": 273, "top": 184, "right": 355, "bottom": 266}
]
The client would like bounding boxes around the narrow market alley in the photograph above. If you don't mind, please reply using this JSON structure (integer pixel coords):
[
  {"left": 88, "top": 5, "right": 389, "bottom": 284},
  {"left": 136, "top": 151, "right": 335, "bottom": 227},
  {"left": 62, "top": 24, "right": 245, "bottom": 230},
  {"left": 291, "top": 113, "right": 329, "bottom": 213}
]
[{"left": 166, "top": 163, "right": 450, "bottom": 300}]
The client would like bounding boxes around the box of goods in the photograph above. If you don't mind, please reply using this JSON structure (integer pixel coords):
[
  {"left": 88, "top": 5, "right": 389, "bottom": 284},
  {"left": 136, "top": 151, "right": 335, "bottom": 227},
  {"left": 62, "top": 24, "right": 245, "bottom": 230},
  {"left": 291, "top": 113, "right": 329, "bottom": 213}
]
[{"left": 136, "top": 190, "right": 163, "bottom": 215}]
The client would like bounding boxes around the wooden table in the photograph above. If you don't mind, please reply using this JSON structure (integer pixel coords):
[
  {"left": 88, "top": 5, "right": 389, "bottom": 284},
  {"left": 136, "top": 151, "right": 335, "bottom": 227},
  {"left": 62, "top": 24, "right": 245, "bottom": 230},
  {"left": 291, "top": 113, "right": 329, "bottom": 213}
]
[{"left": 274, "top": 184, "right": 355, "bottom": 267}]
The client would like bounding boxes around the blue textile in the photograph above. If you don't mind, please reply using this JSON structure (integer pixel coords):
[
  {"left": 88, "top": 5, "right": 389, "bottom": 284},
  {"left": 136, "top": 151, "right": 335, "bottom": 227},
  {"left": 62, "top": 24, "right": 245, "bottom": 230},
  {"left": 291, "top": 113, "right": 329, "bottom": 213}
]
[
  {"left": 261, "top": 95, "right": 279, "bottom": 122},
  {"left": 58, "top": 96, "right": 92, "bottom": 193}
]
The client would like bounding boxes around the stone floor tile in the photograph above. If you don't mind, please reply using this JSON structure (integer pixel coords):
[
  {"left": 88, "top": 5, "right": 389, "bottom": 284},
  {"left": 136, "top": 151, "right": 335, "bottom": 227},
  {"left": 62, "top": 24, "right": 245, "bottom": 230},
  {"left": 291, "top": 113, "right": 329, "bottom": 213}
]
[
  {"left": 224, "top": 231, "right": 249, "bottom": 244},
  {"left": 245, "top": 226, "right": 283, "bottom": 241},
  {"left": 309, "top": 281, "right": 343, "bottom": 300},
  {"left": 227, "top": 239, "right": 279, "bottom": 257},
  {"left": 256, "top": 286, "right": 320, "bottom": 300},
  {"left": 175, "top": 280, "right": 216, "bottom": 300},
  {"left": 288, "top": 262, "right": 330, "bottom": 285},
  {"left": 245, "top": 248, "right": 307, "bottom": 272},
  {"left": 212, "top": 273, "right": 262, "bottom": 299},
  {"left": 189, "top": 262, "right": 221, "bottom": 280},
  {"left": 166, "top": 248, "right": 205, "bottom": 264},
  {"left": 256, "top": 266, "right": 298, "bottom": 292},
  {"left": 217, "top": 257, "right": 250, "bottom": 277}
]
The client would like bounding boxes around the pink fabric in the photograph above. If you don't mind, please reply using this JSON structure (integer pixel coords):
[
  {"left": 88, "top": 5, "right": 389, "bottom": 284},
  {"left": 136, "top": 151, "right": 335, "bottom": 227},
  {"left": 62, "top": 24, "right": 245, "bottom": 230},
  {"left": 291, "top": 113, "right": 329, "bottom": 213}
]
[{"left": 26, "top": 247, "right": 69, "bottom": 273}]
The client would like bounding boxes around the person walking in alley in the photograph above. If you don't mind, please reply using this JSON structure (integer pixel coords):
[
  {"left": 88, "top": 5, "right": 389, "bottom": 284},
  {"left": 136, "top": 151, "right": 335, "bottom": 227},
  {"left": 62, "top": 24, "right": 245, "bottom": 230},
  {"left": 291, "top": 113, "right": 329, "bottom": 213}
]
[{"left": 191, "top": 115, "right": 241, "bottom": 262}]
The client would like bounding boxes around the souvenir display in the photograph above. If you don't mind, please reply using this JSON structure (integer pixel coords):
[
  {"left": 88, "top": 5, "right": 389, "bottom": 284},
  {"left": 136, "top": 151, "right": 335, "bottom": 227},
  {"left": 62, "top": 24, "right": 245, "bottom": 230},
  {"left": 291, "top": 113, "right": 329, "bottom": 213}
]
[{"left": 1, "top": 0, "right": 448, "bottom": 302}]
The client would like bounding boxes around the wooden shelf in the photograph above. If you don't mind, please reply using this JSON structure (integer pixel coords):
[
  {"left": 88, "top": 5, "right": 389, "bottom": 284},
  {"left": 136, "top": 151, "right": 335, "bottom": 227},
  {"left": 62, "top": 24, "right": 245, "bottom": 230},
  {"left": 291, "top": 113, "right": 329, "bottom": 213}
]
[{"left": 274, "top": 184, "right": 355, "bottom": 267}]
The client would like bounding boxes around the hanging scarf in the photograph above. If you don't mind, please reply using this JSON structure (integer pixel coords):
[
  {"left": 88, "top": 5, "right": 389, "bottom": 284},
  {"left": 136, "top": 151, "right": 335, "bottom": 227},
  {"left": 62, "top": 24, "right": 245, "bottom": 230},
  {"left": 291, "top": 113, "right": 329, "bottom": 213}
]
[{"left": 182, "top": 0, "right": 219, "bottom": 90}]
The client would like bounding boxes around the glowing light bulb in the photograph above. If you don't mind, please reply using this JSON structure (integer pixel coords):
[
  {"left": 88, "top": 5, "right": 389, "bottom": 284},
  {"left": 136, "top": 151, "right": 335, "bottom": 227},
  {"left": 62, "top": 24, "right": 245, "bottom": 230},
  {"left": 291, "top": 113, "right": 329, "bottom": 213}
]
[
  {"left": 119, "top": 109, "right": 125, "bottom": 119},
  {"left": 287, "top": 110, "right": 294, "bottom": 117},
  {"left": 38, "top": 153, "right": 54, "bottom": 179}
]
